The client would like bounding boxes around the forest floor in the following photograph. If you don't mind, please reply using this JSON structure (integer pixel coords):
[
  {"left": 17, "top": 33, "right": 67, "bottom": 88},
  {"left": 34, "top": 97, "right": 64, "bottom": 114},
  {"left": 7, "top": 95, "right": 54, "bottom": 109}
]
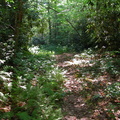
[
  {"left": 0, "top": 47, "right": 120, "bottom": 120},
  {"left": 55, "top": 53, "right": 120, "bottom": 120}
]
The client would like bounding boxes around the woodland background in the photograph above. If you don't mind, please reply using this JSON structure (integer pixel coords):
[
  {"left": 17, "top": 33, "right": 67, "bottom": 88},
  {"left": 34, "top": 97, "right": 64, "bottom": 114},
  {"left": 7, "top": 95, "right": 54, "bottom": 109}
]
[{"left": 0, "top": 0, "right": 120, "bottom": 119}]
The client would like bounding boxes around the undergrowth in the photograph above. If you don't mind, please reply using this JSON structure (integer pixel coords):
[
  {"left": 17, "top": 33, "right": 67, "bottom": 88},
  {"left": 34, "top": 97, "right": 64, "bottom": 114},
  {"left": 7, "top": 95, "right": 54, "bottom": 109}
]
[
  {"left": 39, "top": 44, "right": 74, "bottom": 54},
  {"left": 0, "top": 46, "right": 64, "bottom": 120},
  {"left": 77, "top": 49, "right": 120, "bottom": 119}
]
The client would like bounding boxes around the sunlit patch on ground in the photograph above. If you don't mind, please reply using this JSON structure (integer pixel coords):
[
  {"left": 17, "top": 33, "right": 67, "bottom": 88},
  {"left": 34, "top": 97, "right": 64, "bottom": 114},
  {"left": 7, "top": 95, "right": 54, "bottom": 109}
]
[
  {"left": 29, "top": 46, "right": 40, "bottom": 54},
  {"left": 55, "top": 52, "right": 120, "bottom": 120}
]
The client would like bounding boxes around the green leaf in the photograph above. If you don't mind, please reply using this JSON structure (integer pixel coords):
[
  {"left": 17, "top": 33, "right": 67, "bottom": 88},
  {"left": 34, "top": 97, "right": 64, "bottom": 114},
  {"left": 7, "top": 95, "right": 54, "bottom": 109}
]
[{"left": 17, "top": 112, "right": 31, "bottom": 120}]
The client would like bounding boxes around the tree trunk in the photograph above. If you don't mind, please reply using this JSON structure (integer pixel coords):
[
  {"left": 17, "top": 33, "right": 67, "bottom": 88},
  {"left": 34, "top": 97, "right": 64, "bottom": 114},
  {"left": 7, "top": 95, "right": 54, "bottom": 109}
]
[
  {"left": 14, "top": 0, "right": 24, "bottom": 53},
  {"left": 48, "top": 1, "right": 52, "bottom": 44}
]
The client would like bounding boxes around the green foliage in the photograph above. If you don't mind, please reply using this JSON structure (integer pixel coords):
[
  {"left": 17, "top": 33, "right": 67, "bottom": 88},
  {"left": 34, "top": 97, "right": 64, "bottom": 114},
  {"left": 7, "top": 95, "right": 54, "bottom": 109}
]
[
  {"left": 17, "top": 112, "right": 31, "bottom": 120},
  {"left": 1, "top": 0, "right": 120, "bottom": 119},
  {"left": 0, "top": 112, "right": 14, "bottom": 120},
  {"left": 0, "top": 47, "right": 64, "bottom": 119},
  {"left": 87, "top": 0, "right": 120, "bottom": 50},
  {"left": 83, "top": 51, "right": 120, "bottom": 78},
  {"left": 105, "top": 82, "right": 120, "bottom": 99},
  {"left": 70, "top": 18, "right": 92, "bottom": 51},
  {"left": 1, "top": 0, "right": 120, "bottom": 58},
  {"left": 40, "top": 44, "right": 73, "bottom": 54}
]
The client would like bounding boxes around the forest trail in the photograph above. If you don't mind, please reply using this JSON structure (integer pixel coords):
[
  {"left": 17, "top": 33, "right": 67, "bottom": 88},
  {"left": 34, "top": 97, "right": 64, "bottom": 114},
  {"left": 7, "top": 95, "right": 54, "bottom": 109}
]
[{"left": 55, "top": 53, "right": 120, "bottom": 120}]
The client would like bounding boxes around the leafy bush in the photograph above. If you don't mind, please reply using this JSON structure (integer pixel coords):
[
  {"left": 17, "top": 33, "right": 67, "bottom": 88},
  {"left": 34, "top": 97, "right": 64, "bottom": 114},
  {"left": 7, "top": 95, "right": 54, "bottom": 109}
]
[
  {"left": 105, "top": 82, "right": 120, "bottom": 100},
  {"left": 40, "top": 44, "right": 73, "bottom": 54},
  {"left": 0, "top": 47, "right": 64, "bottom": 119}
]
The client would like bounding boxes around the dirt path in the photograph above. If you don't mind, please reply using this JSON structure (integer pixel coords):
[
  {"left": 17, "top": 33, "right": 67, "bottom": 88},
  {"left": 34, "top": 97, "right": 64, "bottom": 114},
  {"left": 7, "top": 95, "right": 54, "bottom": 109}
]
[{"left": 55, "top": 53, "right": 120, "bottom": 120}]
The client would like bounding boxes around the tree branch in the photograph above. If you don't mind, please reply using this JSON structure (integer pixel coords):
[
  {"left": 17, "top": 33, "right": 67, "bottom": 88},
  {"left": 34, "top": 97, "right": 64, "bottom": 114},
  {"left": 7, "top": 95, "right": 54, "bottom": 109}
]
[{"left": 39, "top": 3, "right": 81, "bottom": 38}]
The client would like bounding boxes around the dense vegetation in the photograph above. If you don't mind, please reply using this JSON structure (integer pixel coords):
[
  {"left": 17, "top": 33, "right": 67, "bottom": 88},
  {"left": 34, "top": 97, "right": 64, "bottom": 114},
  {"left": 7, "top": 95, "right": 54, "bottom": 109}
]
[{"left": 0, "top": 0, "right": 120, "bottom": 119}]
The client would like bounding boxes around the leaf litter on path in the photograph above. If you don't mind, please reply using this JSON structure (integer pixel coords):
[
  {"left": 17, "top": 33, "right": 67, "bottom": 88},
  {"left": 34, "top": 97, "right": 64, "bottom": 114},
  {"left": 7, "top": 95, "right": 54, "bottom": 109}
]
[{"left": 55, "top": 53, "right": 120, "bottom": 120}]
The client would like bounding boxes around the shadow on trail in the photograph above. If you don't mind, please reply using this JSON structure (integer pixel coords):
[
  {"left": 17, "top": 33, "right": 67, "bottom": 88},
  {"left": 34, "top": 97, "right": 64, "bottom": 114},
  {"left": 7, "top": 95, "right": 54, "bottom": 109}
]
[{"left": 55, "top": 53, "right": 120, "bottom": 120}]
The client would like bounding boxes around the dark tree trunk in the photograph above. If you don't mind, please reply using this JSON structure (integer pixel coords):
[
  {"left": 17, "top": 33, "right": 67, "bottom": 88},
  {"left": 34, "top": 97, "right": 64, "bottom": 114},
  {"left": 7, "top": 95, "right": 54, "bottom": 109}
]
[{"left": 48, "top": 1, "right": 52, "bottom": 44}]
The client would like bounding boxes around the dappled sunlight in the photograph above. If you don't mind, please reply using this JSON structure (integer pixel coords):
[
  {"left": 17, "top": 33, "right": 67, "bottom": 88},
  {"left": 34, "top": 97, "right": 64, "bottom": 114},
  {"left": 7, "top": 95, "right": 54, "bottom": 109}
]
[
  {"left": 29, "top": 46, "right": 55, "bottom": 55},
  {"left": 55, "top": 52, "right": 120, "bottom": 120},
  {"left": 1, "top": 0, "right": 119, "bottom": 119},
  {"left": 29, "top": 46, "right": 40, "bottom": 54},
  {"left": 0, "top": 47, "right": 64, "bottom": 119},
  {"left": 64, "top": 58, "right": 93, "bottom": 67}
]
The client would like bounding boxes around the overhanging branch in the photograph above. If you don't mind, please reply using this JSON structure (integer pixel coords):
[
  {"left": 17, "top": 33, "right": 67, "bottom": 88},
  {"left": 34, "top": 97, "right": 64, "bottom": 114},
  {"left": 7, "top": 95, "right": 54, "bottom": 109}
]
[{"left": 39, "top": 2, "right": 81, "bottom": 38}]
